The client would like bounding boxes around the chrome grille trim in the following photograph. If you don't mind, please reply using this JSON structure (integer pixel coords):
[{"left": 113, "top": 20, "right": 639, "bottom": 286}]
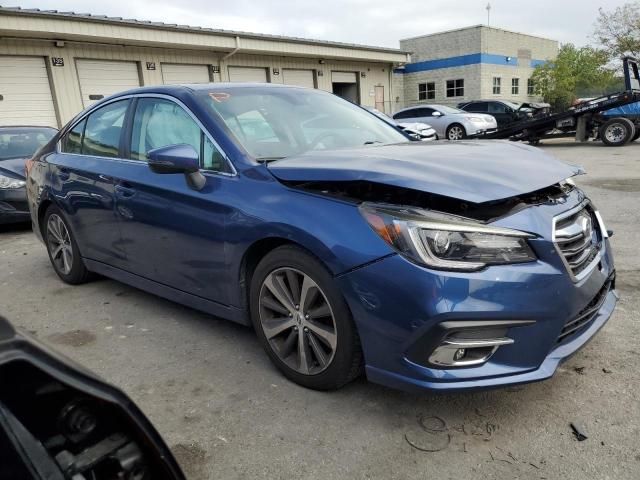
[{"left": 552, "top": 202, "right": 603, "bottom": 281}]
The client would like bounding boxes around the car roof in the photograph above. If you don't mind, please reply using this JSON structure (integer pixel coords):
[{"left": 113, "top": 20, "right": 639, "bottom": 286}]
[{"left": 0, "top": 125, "right": 58, "bottom": 131}]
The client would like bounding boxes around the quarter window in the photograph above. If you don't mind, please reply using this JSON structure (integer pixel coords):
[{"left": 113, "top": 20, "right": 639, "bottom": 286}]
[
  {"left": 418, "top": 82, "right": 435, "bottom": 100},
  {"left": 446, "top": 79, "right": 464, "bottom": 98},
  {"left": 512, "top": 78, "right": 520, "bottom": 95},
  {"left": 492, "top": 77, "right": 501, "bottom": 95},
  {"left": 82, "top": 100, "right": 129, "bottom": 158}
]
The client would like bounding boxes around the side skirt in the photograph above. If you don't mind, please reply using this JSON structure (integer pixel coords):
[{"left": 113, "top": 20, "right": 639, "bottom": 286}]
[{"left": 84, "top": 259, "right": 250, "bottom": 326}]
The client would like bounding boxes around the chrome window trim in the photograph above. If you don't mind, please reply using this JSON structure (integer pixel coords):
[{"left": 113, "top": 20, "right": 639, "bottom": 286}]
[
  {"left": 551, "top": 200, "right": 604, "bottom": 282},
  {"left": 56, "top": 93, "right": 237, "bottom": 177}
]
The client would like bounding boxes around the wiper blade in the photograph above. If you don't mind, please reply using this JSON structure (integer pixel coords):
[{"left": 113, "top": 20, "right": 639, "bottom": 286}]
[{"left": 364, "top": 140, "right": 383, "bottom": 145}]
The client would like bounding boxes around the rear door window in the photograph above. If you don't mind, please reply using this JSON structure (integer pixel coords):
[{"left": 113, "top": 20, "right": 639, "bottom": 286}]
[{"left": 81, "top": 100, "right": 129, "bottom": 158}]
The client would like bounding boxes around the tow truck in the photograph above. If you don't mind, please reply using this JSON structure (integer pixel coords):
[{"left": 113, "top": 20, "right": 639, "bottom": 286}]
[{"left": 471, "top": 57, "right": 640, "bottom": 146}]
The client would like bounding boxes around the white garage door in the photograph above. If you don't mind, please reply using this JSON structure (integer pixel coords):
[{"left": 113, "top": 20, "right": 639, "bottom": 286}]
[
  {"left": 282, "top": 69, "right": 315, "bottom": 88},
  {"left": 228, "top": 66, "right": 268, "bottom": 83},
  {"left": 332, "top": 71, "right": 358, "bottom": 83},
  {"left": 76, "top": 59, "right": 141, "bottom": 108},
  {"left": 0, "top": 56, "right": 57, "bottom": 127},
  {"left": 161, "top": 63, "right": 210, "bottom": 85}
]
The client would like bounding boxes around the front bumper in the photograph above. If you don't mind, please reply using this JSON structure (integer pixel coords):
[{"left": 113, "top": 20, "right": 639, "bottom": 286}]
[
  {"left": 0, "top": 187, "right": 29, "bottom": 224},
  {"left": 338, "top": 198, "right": 617, "bottom": 393}
]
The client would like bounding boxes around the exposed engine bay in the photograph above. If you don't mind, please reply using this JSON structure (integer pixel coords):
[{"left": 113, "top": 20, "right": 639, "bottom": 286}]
[{"left": 284, "top": 179, "right": 576, "bottom": 223}]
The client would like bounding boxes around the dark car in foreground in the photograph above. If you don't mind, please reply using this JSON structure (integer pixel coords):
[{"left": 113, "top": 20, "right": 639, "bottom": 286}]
[
  {"left": 0, "top": 315, "right": 185, "bottom": 480},
  {"left": 0, "top": 126, "right": 57, "bottom": 224},
  {"left": 26, "top": 84, "right": 617, "bottom": 393}
]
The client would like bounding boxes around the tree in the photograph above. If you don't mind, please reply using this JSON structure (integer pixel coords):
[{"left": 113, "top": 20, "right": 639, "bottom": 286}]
[
  {"left": 594, "top": 2, "right": 640, "bottom": 59},
  {"left": 531, "top": 44, "right": 616, "bottom": 111}
]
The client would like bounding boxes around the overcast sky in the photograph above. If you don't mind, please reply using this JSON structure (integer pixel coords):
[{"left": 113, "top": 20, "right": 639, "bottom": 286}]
[{"left": 6, "top": 0, "right": 631, "bottom": 48}]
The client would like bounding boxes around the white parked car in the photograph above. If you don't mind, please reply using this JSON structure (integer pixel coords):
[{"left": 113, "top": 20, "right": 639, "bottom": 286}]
[
  {"left": 392, "top": 104, "right": 497, "bottom": 140},
  {"left": 364, "top": 107, "right": 436, "bottom": 141}
]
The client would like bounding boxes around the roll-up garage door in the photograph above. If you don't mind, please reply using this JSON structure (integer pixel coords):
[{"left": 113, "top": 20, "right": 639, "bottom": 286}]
[
  {"left": 0, "top": 56, "right": 58, "bottom": 127},
  {"left": 228, "top": 66, "right": 268, "bottom": 83},
  {"left": 76, "top": 59, "right": 141, "bottom": 108},
  {"left": 282, "top": 69, "right": 315, "bottom": 88},
  {"left": 331, "top": 71, "right": 357, "bottom": 83},
  {"left": 161, "top": 63, "right": 211, "bottom": 85}
]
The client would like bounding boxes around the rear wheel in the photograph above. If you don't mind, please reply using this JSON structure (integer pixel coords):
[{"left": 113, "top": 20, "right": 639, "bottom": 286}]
[
  {"left": 446, "top": 123, "right": 466, "bottom": 140},
  {"left": 43, "top": 205, "right": 92, "bottom": 284},
  {"left": 250, "top": 245, "right": 363, "bottom": 390},
  {"left": 633, "top": 123, "right": 640, "bottom": 142},
  {"left": 599, "top": 117, "right": 635, "bottom": 146}
]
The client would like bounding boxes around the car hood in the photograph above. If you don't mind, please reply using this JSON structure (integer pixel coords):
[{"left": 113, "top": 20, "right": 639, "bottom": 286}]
[
  {"left": 268, "top": 141, "right": 581, "bottom": 204},
  {"left": 0, "top": 157, "right": 27, "bottom": 179}
]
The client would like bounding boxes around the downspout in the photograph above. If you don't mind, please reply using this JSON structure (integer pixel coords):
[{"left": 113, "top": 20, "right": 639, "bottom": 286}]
[{"left": 218, "top": 36, "right": 241, "bottom": 81}]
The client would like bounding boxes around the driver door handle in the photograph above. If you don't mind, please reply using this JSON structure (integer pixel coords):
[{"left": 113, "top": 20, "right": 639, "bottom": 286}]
[{"left": 115, "top": 183, "right": 136, "bottom": 198}]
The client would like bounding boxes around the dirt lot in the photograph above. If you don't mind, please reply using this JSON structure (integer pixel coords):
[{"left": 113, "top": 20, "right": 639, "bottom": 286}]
[{"left": 1, "top": 140, "right": 639, "bottom": 480}]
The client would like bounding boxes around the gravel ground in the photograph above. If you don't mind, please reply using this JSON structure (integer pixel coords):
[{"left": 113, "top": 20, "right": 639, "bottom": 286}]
[{"left": 1, "top": 139, "right": 639, "bottom": 479}]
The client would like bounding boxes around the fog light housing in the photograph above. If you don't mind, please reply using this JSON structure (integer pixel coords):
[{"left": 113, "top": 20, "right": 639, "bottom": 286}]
[{"left": 428, "top": 337, "right": 514, "bottom": 368}]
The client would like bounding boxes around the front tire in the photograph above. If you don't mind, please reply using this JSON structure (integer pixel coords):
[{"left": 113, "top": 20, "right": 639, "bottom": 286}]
[
  {"left": 446, "top": 123, "right": 466, "bottom": 140},
  {"left": 43, "top": 205, "right": 92, "bottom": 284},
  {"left": 599, "top": 117, "right": 635, "bottom": 146},
  {"left": 250, "top": 245, "right": 363, "bottom": 390}
]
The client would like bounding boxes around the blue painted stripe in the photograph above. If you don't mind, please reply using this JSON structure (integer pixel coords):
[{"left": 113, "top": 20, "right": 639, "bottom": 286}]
[{"left": 398, "top": 53, "right": 547, "bottom": 74}]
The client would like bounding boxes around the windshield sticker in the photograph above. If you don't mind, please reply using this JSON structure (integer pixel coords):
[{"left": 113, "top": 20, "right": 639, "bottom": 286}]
[{"left": 209, "top": 92, "right": 231, "bottom": 103}]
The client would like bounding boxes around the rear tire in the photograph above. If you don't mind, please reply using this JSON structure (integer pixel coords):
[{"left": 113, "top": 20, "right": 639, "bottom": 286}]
[
  {"left": 633, "top": 124, "right": 640, "bottom": 142},
  {"left": 446, "top": 123, "right": 466, "bottom": 141},
  {"left": 599, "top": 117, "right": 635, "bottom": 146},
  {"left": 250, "top": 245, "right": 363, "bottom": 390},
  {"left": 43, "top": 205, "right": 92, "bottom": 285}
]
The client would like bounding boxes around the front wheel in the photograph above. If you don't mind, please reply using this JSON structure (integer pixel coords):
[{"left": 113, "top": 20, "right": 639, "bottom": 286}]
[
  {"left": 250, "top": 245, "right": 363, "bottom": 390},
  {"left": 599, "top": 117, "right": 635, "bottom": 146},
  {"left": 43, "top": 205, "right": 92, "bottom": 284},
  {"left": 446, "top": 123, "right": 466, "bottom": 140}
]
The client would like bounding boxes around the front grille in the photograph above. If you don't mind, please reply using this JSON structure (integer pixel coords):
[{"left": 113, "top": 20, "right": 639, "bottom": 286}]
[
  {"left": 553, "top": 204, "right": 601, "bottom": 278},
  {"left": 556, "top": 274, "right": 614, "bottom": 344}
]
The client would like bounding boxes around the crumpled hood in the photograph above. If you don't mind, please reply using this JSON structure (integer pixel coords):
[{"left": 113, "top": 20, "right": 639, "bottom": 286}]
[
  {"left": 268, "top": 140, "right": 581, "bottom": 204},
  {"left": 0, "top": 157, "right": 27, "bottom": 179}
]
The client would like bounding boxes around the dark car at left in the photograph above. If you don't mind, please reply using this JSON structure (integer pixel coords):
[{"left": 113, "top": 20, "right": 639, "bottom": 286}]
[{"left": 0, "top": 126, "right": 57, "bottom": 224}]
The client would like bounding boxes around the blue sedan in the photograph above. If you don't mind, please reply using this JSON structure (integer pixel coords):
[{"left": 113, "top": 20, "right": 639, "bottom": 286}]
[{"left": 26, "top": 84, "right": 617, "bottom": 392}]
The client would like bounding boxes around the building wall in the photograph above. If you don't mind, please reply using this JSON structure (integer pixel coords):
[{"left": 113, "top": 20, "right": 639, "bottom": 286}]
[
  {"left": 401, "top": 65, "right": 482, "bottom": 108},
  {"left": 398, "top": 26, "right": 558, "bottom": 108},
  {"left": 0, "top": 38, "right": 397, "bottom": 125}
]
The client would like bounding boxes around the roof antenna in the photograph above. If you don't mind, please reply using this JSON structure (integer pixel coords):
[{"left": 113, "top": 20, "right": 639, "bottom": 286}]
[{"left": 486, "top": 2, "right": 491, "bottom": 26}]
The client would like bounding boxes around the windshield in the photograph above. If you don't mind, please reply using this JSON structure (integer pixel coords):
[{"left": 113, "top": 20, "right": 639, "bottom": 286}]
[
  {"left": 0, "top": 128, "right": 56, "bottom": 161},
  {"left": 503, "top": 100, "right": 521, "bottom": 109},
  {"left": 198, "top": 87, "right": 408, "bottom": 160},
  {"left": 435, "top": 105, "right": 466, "bottom": 114}
]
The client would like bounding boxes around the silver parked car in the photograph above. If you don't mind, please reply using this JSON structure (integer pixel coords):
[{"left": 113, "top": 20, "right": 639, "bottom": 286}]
[
  {"left": 392, "top": 104, "right": 498, "bottom": 140},
  {"left": 364, "top": 107, "right": 436, "bottom": 141}
]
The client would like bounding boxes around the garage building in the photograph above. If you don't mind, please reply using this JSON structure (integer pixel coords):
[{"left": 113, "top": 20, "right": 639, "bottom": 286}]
[{"left": 0, "top": 7, "right": 408, "bottom": 128}]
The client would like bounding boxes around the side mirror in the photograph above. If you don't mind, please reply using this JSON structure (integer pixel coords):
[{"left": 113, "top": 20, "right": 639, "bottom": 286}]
[
  {"left": 147, "top": 144, "right": 205, "bottom": 191},
  {"left": 432, "top": 111, "right": 443, "bottom": 117}
]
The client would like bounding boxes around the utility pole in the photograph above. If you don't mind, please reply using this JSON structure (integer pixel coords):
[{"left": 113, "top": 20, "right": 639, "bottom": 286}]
[{"left": 486, "top": 2, "right": 491, "bottom": 26}]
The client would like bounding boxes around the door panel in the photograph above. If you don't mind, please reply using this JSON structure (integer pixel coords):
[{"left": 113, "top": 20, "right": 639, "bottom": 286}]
[
  {"left": 51, "top": 100, "right": 132, "bottom": 267},
  {"left": 115, "top": 97, "right": 230, "bottom": 304},
  {"left": 76, "top": 59, "right": 141, "bottom": 108},
  {"left": 161, "top": 64, "right": 210, "bottom": 85},
  {"left": 0, "top": 56, "right": 57, "bottom": 127},
  {"left": 228, "top": 67, "right": 268, "bottom": 83}
]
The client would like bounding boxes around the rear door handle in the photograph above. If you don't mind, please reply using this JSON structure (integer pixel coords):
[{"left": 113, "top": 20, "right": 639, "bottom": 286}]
[
  {"left": 115, "top": 183, "right": 136, "bottom": 198},
  {"left": 58, "top": 167, "right": 70, "bottom": 181}
]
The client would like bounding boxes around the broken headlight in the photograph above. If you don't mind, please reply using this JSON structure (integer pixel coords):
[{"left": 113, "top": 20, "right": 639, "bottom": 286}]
[{"left": 360, "top": 203, "right": 536, "bottom": 271}]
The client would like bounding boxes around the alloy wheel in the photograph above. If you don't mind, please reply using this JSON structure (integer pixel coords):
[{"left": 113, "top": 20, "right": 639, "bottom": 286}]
[
  {"left": 448, "top": 125, "right": 464, "bottom": 140},
  {"left": 258, "top": 267, "right": 337, "bottom": 375},
  {"left": 46, "top": 214, "right": 74, "bottom": 275}
]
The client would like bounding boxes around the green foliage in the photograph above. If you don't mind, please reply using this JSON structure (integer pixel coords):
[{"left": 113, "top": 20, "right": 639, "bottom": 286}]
[
  {"left": 531, "top": 44, "right": 616, "bottom": 111},
  {"left": 594, "top": 2, "right": 640, "bottom": 59}
]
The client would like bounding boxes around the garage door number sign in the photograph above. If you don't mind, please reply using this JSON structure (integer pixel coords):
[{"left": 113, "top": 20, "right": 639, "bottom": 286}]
[{"left": 51, "top": 57, "right": 64, "bottom": 67}]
